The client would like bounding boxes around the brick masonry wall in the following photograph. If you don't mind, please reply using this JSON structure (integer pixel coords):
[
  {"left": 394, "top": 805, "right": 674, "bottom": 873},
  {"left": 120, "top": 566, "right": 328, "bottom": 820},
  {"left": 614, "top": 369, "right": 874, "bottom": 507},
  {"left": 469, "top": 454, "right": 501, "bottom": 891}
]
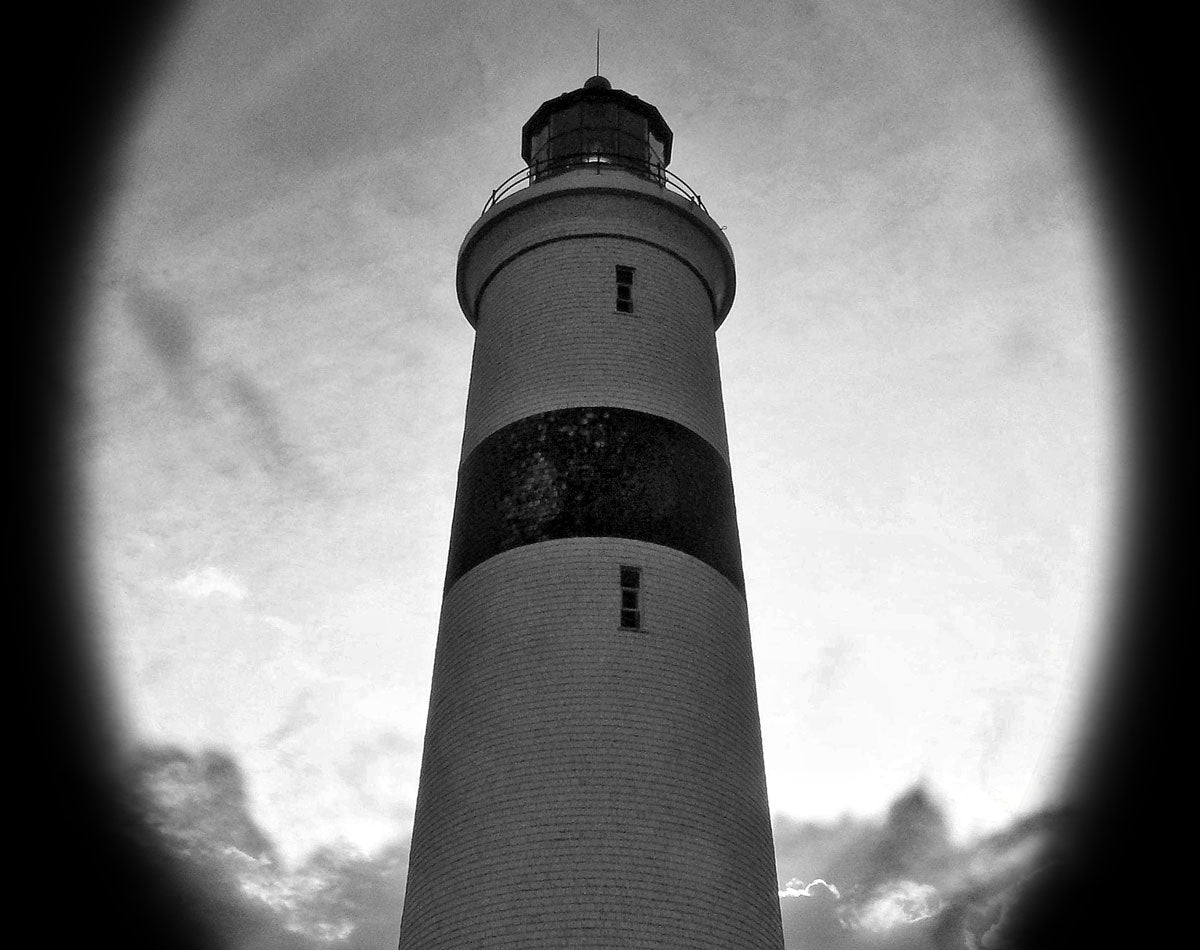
[
  {"left": 398, "top": 538, "right": 784, "bottom": 950},
  {"left": 458, "top": 184, "right": 734, "bottom": 328}
]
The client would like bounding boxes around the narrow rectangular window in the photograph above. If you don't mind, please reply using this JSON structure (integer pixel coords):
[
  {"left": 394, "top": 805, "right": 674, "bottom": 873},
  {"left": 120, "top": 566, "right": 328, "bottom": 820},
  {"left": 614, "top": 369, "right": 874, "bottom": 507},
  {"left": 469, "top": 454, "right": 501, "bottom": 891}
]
[
  {"left": 615, "top": 265, "right": 635, "bottom": 313},
  {"left": 619, "top": 565, "right": 641, "bottom": 628}
]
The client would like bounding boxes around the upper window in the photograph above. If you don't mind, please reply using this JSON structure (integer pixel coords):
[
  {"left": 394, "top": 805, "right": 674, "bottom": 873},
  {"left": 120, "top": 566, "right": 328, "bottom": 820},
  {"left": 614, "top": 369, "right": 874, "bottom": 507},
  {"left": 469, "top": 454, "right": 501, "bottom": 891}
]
[
  {"left": 615, "top": 265, "right": 635, "bottom": 313},
  {"left": 620, "top": 565, "right": 641, "bottom": 629}
]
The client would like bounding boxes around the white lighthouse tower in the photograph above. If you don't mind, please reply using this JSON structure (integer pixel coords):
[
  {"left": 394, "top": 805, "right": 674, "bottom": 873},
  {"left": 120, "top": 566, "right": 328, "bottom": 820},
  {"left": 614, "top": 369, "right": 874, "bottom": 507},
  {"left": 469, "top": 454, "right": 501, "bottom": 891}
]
[{"left": 397, "top": 75, "right": 784, "bottom": 949}]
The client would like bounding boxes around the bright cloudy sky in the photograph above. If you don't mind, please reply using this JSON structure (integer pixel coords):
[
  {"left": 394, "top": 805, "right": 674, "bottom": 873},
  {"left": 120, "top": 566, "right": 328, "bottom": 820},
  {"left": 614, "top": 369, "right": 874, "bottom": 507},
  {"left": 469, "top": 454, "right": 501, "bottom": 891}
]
[{"left": 80, "top": 0, "right": 1118, "bottom": 943}]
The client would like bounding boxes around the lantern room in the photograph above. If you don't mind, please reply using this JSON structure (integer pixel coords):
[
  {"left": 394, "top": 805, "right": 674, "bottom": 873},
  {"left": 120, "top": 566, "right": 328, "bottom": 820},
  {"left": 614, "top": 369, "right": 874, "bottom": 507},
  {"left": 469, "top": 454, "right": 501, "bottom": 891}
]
[{"left": 521, "top": 75, "right": 674, "bottom": 183}]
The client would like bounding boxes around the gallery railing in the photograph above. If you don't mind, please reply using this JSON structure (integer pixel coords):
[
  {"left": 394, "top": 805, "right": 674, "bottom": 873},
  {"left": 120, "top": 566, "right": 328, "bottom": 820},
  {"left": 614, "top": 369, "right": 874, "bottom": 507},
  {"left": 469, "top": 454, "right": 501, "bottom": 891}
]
[{"left": 481, "top": 153, "right": 708, "bottom": 216}]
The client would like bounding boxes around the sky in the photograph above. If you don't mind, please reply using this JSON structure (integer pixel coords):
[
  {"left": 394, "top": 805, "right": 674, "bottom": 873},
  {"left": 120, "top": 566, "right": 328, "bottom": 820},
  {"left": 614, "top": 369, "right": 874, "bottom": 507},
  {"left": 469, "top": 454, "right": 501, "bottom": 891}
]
[{"left": 79, "top": 0, "right": 1118, "bottom": 945}]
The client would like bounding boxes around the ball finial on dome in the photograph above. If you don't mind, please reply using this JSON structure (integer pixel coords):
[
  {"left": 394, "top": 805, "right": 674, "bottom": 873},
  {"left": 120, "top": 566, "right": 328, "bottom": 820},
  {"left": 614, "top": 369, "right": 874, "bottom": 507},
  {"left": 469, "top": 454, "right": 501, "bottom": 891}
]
[{"left": 584, "top": 74, "right": 612, "bottom": 91}]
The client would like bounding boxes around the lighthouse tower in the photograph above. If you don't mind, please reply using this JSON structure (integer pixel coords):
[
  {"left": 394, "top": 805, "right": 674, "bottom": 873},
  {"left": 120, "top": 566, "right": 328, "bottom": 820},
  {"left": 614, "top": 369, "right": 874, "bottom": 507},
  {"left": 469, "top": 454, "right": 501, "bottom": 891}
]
[{"left": 397, "top": 76, "right": 784, "bottom": 949}]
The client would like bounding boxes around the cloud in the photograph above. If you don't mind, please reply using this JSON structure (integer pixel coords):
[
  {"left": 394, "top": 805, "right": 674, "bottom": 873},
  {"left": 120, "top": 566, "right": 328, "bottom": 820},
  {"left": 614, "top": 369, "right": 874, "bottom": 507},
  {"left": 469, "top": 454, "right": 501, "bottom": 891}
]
[
  {"left": 841, "top": 879, "right": 942, "bottom": 932},
  {"left": 120, "top": 273, "right": 317, "bottom": 485},
  {"left": 171, "top": 565, "right": 249, "bottom": 601},
  {"left": 862, "top": 786, "right": 955, "bottom": 889},
  {"left": 126, "top": 747, "right": 1071, "bottom": 950},
  {"left": 125, "top": 273, "right": 198, "bottom": 374},
  {"left": 128, "top": 744, "right": 409, "bottom": 950},
  {"left": 780, "top": 877, "right": 842, "bottom": 899},
  {"left": 224, "top": 368, "right": 300, "bottom": 473},
  {"left": 774, "top": 785, "right": 1065, "bottom": 949}
]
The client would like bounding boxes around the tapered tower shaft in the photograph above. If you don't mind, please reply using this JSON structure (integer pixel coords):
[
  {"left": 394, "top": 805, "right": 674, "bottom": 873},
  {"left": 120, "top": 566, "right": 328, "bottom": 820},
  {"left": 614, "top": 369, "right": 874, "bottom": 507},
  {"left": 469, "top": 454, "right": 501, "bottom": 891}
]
[{"left": 398, "top": 76, "right": 784, "bottom": 949}]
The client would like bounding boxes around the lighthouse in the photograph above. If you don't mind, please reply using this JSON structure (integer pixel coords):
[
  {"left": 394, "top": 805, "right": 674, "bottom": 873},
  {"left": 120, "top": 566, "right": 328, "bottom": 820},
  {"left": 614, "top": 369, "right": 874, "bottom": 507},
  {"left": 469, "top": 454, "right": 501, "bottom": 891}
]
[{"left": 397, "top": 75, "right": 784, "bottom": 948}]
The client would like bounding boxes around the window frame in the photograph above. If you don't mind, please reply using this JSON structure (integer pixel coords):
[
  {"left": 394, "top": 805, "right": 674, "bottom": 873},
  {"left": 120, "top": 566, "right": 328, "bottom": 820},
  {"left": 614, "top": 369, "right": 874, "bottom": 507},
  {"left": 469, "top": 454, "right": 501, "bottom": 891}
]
[
  {"left": 615, "top": 265, "right": 636, "bottom": 314},
  {"left": 619, "top": 565, "right": 642, "bottom": 629}
]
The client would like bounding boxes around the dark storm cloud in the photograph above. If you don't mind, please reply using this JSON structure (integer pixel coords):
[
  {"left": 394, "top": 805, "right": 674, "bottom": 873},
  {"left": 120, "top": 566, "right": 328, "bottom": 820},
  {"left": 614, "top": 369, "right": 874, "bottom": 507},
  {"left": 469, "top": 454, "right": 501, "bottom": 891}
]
[
  {"left": 774, "top": 786, "right": 1062, "bottom": 949},
  {"left": 775, "top": 787, "right": 954, "bottom": 948},
  {"left": 861, "top": 787, "right": 955, "bottom": 889},
  {"left": 301, "top": 842, "right": 411, "bottom": 950},
  {"left": 128, "top": 744, "right": 408, "bottom": 950},
  {"left": 128, "top": 747, "right": 1068, "bottom": 949},
  {"left": 135, "top": 745, "right": 279, "bottom": 863},
  {"left": 127, "top": 745, "right": 300, "bottom": 949}
]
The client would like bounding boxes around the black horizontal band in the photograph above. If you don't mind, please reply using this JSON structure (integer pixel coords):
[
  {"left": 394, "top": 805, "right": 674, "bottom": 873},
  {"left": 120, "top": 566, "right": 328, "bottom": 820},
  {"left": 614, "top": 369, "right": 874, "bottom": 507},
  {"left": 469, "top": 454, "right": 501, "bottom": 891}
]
[{"left": 445, "top": 407, "right": 745, "bottom": 594}]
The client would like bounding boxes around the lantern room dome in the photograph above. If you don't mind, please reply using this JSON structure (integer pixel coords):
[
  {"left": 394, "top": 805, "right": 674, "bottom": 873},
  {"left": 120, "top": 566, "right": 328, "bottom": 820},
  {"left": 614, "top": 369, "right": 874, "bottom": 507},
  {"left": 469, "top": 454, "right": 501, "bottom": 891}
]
[{"left": 521, "top": 76, "right": 673, "bottom": 183}]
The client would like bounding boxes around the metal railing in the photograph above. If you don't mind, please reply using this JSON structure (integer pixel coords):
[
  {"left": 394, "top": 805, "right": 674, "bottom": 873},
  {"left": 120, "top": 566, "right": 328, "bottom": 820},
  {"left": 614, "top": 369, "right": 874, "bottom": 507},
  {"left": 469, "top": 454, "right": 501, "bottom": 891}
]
[{"left": 481, "top": 154, "right": 708, "bottom": 216}]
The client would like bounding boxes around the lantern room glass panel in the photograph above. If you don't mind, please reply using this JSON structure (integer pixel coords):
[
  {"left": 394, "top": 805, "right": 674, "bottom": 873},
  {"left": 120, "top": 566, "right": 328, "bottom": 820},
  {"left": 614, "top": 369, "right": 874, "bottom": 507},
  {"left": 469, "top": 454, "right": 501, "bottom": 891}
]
[
  {"left": 530, "top": 125, "right": 550, "bottom": 174},
  {"left": 618, "top": 110, "right": 647, "bottom": 162},
  {"left": 525, "top": 87, "right": 672, "bottom": 184},
  {"left": 648, "top": 128, "right": 667, "bottom": 182},
  {"left": 581, "top": 100, "right": 619, "bottom": 160}
]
